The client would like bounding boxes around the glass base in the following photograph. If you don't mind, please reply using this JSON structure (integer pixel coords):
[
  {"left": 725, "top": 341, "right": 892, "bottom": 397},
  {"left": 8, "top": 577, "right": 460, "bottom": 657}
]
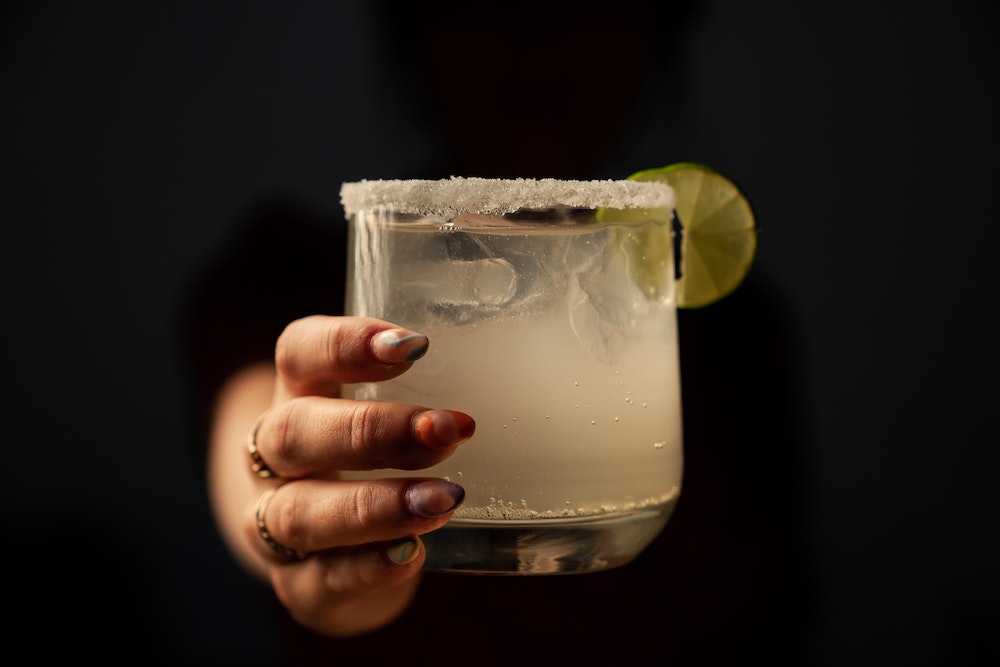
[{"left": 421, "top": 500, "right": 677, "bottom": 575}]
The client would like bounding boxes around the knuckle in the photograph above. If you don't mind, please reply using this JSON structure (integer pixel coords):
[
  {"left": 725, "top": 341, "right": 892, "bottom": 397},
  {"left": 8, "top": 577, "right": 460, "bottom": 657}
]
[
  {"left": 335, "top": 552, "right": 383, "bottom": 591},
  {"left": 273, "top": 320, "right": 300, "bottom": 376},
  {"left": 344, "top": 483, "right": 379, "bottom": 535},
  {"left": 322, "top": 323, "right": 347, "bottom": 370},
  {"left": 275, "top": 315, "right": 328, "bottom": 379},
  {"left": 275, "top": 491, "right": 309, "bottom": 548},
  {"left": 348, "top": 401, "right": 386, "bottom": 468},
  {"left": 322, "top": 318, "right": 370, "bottom": 373},
  {"left": 268, "top": 401, "right": 299, "bottom": 464}
]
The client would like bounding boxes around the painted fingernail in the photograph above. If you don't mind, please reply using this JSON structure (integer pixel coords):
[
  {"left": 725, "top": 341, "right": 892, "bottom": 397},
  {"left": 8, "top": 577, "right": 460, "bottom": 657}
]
[
  {"left": 406, "top": 480, "right": 465, "bottom": 518},
  {"left": 386, "top": 538, "right": 420, "bottom": 565},
  {"left": 372, "top": 329, "right": 429, "bottom": 364},
  {"left": 415, "top": 410, "right": 476, "bottom": 449}
]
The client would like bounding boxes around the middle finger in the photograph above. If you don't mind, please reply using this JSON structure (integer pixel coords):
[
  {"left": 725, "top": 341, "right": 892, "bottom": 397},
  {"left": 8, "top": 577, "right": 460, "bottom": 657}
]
[{"left": 255, "top": 396, "right": 475, "bottom": 478}]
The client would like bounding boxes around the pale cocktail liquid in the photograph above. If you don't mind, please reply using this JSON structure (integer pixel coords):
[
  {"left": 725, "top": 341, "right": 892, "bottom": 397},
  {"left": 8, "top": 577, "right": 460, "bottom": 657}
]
[{"left": 341, "top": 179, "right": 682, "bottom": 574}]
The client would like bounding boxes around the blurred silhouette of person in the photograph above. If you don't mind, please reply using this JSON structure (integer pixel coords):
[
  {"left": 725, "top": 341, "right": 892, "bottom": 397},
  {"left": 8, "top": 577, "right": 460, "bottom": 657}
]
[{"left": 179, "top": 1, "right": 809, "bottom": 663}]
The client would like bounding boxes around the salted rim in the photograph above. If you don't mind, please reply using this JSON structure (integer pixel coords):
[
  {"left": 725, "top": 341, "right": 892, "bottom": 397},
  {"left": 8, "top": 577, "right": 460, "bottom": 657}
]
[{"left": 340, "top": 176, "right": 675, "bottom": 217}]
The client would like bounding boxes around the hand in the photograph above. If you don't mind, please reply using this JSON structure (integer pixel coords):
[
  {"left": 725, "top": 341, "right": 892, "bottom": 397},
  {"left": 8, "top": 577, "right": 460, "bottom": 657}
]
[{"left": 208, "top": 315, "right": 475, "bottom": 637}]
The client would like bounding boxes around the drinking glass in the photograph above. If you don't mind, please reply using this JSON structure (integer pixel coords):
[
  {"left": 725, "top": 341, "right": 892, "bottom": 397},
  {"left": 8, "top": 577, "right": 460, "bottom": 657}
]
[{"left": 340, "top": 177, "right": 682, "bottom": 574}]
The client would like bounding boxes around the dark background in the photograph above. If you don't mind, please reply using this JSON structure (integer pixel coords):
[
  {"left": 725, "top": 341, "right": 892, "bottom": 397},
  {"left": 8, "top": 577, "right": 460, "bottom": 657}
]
[{"left": 3, "top": 0, "right": 998, "bottom": 664}]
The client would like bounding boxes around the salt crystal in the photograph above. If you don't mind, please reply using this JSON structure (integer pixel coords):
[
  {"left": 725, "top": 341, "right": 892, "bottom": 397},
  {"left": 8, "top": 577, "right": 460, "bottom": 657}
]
[{"left": 339, "top": 176, "right": 674, "bottom": 217}]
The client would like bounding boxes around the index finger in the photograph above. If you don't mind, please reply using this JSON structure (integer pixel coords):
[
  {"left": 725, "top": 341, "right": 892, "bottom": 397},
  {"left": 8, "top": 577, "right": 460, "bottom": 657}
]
[{"left": 275, "top": 315, "right": 428, "bottom": 399}]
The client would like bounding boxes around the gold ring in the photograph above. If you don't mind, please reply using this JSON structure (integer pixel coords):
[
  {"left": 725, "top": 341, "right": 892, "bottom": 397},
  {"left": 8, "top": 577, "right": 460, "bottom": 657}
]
[
  {"left": 255, "top": 486, "right": 309, "bottom": 559},
  {"left": 248, "top": 412, "right": 279, "bottom": 479}
]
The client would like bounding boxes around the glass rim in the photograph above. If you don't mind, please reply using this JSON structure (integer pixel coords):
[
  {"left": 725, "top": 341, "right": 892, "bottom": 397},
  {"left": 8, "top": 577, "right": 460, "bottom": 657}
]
[{"left": 340, "top": 176, "right": 675, "bottom": 217}]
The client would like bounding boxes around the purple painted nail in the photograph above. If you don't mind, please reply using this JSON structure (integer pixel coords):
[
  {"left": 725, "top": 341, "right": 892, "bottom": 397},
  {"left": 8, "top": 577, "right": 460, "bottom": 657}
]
[
  {"left": 372, "top": 329, "right": 429, "bottom": 363},
  {"left": 405, "top": 480, "right": 465, "bottom": 518}
]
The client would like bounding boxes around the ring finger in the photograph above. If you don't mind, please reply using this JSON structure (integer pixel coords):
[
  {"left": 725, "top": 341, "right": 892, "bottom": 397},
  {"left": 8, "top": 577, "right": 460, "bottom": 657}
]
[{"left": 249, "top": 477, "right": 465, "bottom": 560}]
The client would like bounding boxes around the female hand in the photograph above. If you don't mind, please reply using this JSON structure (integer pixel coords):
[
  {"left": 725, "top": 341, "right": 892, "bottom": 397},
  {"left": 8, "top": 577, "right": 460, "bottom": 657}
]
[{"left": 207, "top": 315, "right": 475, "bottom": 637}]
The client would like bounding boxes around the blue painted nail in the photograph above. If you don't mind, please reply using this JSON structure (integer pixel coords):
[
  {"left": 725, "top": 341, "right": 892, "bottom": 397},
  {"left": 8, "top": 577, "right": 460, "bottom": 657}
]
[
  {"left": 386, "top": 538, "right": 420, "bottom": 565},
  {"left": 405, "top": 480, "right": 465, "bottom": 518},
  {"left": 372, "top": 329, "right": 429, "bottom": 363}
]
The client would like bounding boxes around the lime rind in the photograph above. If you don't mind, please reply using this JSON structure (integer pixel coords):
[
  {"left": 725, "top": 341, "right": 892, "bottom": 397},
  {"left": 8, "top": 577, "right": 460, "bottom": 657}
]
[{"left": 627, "top": 162, "right": 756, "bottom": 309}]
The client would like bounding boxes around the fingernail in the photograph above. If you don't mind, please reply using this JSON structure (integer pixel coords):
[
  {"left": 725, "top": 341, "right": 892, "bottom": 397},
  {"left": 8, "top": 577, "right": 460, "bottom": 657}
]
[
  {"left": 372, "top": 329, "right": 429, "bottom": 363},
  {"left": 406, "top": 480, "right": 465, "bottom": 518},
  {"left": 386, "top": 538, "right": 420, "bottom": 565},
  {"left": 414, "top": 410, "right": 476, "bottom": 449}
]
